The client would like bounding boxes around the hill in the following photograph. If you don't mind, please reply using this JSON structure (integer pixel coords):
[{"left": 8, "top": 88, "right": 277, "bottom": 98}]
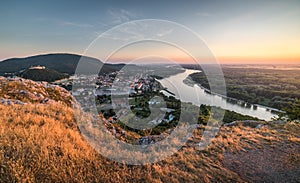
[
  {"left": 0, "top": 78, "right": 299, "bottom": 182},
  {"left": 0, "top": 53, "right": 125, "bottom": 76},
  {"left": 17, "top": 67, "right": 68, "bottom": 82}
]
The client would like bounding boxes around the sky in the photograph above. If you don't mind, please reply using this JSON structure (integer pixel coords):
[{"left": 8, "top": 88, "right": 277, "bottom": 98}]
[{"left": 1, "top": 0, "right": 300, "bottom": 64}]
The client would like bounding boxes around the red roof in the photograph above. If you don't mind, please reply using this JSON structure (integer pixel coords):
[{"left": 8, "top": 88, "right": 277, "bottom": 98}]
[{"left": 137, "top": 83, "right": 143, "bottom": 90}]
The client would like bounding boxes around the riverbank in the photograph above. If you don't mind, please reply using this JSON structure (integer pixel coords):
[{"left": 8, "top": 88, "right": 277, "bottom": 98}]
[
  {"left": 185, "top": 74, "right": 284, "bottom": 115},
  {"left": 158, "top": 69, "right": 279, "bottom": 121}
]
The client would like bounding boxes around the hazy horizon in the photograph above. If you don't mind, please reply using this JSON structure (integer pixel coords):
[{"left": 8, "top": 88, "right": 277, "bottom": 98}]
[{"left": 2, "top": 52, "right": 300, "bottom": 66}]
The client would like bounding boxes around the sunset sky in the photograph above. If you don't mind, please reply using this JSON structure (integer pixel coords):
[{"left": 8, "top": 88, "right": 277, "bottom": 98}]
[{"left": 1, "top": 0, "right": 300, "bottom": 64}]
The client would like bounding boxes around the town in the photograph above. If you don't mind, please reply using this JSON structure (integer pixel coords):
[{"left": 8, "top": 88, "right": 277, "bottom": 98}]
[{"left": 56, "top": 71, "right": 180, "bottom": 145}]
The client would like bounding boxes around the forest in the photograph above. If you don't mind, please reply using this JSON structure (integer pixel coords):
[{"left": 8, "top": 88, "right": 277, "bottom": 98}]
[{"left": 189, "top": 67, "right": 300, "bottom": 110}]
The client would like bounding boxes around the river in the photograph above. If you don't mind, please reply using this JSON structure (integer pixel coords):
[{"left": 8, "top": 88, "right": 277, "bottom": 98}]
[{"left": 158, "top": 69, "right": 280, "bottom": 121}]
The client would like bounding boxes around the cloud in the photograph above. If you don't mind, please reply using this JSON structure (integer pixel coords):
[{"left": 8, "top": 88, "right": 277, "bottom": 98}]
[
  {"left": 91, "top": 9, "right": 139, "bottom": 37},
  {"left": 34, "top": 17, "right": 95, "bottom": 28},
  {"left": 59, "top": 21, "right": 94, "bottom": 28},
  {"left": 108, "top": 9, "right": 137, "bottom": 25},
  {"left": 99, "top": 22, "right": 175, "bottom": 43}
]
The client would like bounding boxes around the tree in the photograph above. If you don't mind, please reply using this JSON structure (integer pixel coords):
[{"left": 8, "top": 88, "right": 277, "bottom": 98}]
[{"left": 282, "top": 99, "right": 300, "bottom": 121}]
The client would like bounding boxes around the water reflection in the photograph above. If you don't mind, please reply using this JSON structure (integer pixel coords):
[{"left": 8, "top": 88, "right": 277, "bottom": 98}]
[{"left": 159, "top": 69, "right": 281, "bottom": 121}]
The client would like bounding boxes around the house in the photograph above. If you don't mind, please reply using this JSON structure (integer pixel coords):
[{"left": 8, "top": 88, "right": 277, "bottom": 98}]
[{"left": 136, "top": 83, "right": 143, "bottom": 90}]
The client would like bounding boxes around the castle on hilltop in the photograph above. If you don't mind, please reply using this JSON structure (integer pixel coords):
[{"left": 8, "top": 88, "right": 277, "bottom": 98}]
[{"left": 29, "top": 66, "right": 46, "bottom": 70}]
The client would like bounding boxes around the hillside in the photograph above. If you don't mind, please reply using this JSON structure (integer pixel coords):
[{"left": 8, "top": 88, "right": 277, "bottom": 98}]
[
  {"left": 0, "top": 53, "right": 125, "bottom": 75},
  {"left": 0, "top": 78, "right": 299, "bottom": 182},
  {"left": 18, "top": 67, "right": 68, "bottom": 82}
]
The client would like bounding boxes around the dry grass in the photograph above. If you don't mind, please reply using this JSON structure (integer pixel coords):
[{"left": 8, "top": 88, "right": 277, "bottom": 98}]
[
  {"left": 0, "top": 104, "right": 99, "bottom": 182},
  {"left": 0, "top": 103, "right": 241, "bottom": 182},
  {"left": 0, "top": 102, "right": 299, "bottom": 182}
]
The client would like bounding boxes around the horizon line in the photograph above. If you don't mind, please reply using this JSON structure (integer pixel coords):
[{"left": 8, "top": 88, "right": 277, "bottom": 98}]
[{"left": 1, "top": 52, "right": 300, "bottom": 65}]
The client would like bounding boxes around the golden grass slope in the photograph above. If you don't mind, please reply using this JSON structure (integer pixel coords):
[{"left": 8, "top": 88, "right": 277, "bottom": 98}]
[{"left": 1, "top": 102, "right": 299, "bottom": 182}]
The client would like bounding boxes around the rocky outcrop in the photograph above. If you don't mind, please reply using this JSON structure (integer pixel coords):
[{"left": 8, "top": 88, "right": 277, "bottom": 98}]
[
  {"left": 0, "top": 76, "right": 77, "bottom": 107},
  {"left": 224, "top": 120, "right": 267, "bottom": 128}
]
